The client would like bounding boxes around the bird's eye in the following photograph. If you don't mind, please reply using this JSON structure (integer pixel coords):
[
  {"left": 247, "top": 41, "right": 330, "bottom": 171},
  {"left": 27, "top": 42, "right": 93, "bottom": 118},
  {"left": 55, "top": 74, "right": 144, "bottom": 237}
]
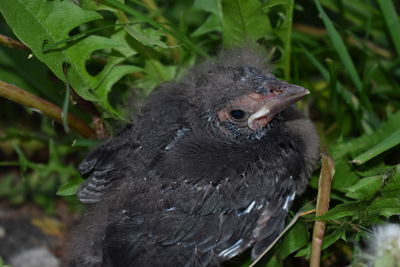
[{"left": 229, "top": 109, "right": 246, "bottom": 121}]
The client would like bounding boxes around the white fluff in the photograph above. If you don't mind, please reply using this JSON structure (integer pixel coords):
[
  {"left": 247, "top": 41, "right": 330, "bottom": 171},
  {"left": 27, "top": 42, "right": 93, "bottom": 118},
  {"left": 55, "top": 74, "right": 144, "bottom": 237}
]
[
  {"left": 370, "top": 224, "right": 400, "bottom": 256},
  {"left": 355, "top": 224, "right": 400, "bottom": 267}
]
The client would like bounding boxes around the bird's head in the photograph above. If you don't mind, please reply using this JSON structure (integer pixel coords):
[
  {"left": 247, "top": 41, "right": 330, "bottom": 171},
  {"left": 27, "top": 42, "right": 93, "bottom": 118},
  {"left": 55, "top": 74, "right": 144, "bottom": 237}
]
[{"left": 184, "top": 47, "right": 309, "bottom": 141}]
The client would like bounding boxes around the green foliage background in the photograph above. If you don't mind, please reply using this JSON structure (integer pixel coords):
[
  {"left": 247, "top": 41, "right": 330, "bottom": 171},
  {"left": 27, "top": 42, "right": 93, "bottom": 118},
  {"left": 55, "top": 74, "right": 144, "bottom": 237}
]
[{"left": 0, "top": 0, "right": 399, "bottom": 266}]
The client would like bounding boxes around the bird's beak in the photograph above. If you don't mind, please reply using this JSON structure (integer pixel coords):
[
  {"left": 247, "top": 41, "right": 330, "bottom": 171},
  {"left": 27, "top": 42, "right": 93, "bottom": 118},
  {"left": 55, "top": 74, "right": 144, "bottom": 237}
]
[{"left": 247, "top": 81, "right": 309, "bottom": 130}]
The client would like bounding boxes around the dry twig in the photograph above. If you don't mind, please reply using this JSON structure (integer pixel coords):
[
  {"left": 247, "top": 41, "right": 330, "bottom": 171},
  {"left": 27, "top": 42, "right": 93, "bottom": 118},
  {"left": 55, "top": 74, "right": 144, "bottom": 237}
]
[
  {"left": 0, "top": 80, "right": 96, "bottom": 139},
  {"left": 0, "top": 34, "right": 30, "bottom": 51},
  {"left": 309, "top": 153, "right": 335, "bottom": 267}
]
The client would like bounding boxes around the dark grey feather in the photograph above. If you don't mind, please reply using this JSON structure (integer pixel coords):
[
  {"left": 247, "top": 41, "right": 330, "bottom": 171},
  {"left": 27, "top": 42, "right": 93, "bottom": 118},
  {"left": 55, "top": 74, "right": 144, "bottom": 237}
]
[{"left": 67, "top": 46, "right": 320, "bottom": 267}]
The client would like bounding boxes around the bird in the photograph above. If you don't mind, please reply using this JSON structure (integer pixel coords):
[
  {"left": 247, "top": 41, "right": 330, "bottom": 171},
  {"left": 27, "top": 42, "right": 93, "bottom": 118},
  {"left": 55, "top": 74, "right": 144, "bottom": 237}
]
[{"left": 66, "top": 45, "right": 320, "bottom": 267}]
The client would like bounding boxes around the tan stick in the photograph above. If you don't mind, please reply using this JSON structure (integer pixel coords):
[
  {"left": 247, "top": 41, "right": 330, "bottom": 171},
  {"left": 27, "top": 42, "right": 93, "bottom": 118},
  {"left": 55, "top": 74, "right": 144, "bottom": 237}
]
[
  {"left": 309, "top": 154, "right": 335, "bottom": 267},
  {"left": 0, "top": 34, "right": 106, "bottom": 137},
  {"left": 0, "top": 34, "right": 30, "bottom": 51},
  {"left": 0, "top": 80, "right": 96, "bottom": 139}
]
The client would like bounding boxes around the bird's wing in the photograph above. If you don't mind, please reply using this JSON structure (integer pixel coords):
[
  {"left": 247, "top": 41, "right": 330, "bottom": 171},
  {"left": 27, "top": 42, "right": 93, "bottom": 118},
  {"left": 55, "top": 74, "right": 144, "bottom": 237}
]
[
  {"left": 250, "top": 186, "right": 295, "bottom": 259},
  {"left": 184, "top": 180, "right": 296, "bottom": 262},
  {"left": 101, "top": 177, "right": 295, "bottom": 266},
  {"left": 102, "top": 185, "right": 260, "bottom": 266},
  {"left": 77, "top": 125, "right": 139, "bottom": 204},
  {"left": 77, "top": 82, "right": 190, "bottom": 204},
  {"left": 122, "top": 132, "right": 299, "bottom": 264}
]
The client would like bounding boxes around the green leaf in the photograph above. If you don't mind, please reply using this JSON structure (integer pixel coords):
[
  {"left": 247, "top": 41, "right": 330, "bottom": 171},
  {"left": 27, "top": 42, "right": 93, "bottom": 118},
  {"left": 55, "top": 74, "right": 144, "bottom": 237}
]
[
  {"left": 317, "top": 201, "right": 365, "bottom": 220},
  {"left": 222, "top": 0, "right": 270, "bottom": 47},
  {"left": 345, "top": 176, "right": 382, "bottom": 201},
  {"left": 96, "top": 64, "right": 143, "bottom": 118},
  {"left": 191, "top": 14, "right": 222, "bottom": 37},
  {"left": 369, "top": 197, "right": 400, "bottom": 218},
  {"left": 332, "top": 159, "right": 360, "bottom": 192},
  {"left": 80, "top": 0, "right": 122, "bottom": 12},
  {"left": 279, "top": 220, "right": 309, "bottom": 259},
  {"left": 0, "top": 0, "right": 122, "bottom": 101},
  {"left": 265, "top": 255, "right": 282, "bottom": 267},
  {"left": 332, "top": 111, "right": 400, "bottom": 160},
  {"left": 0, "top": 0, "right": 147, "bottom": 115},
  {"left": 294, "top": 245, "right": 310, "bottom": 258},
  {"left": 135, "top": 59, "right": 176, "bottom": 95},
  {"left": 125, "top": 24, "right": 169, "bottom": 49},
  {"left": 262, "top": 0, "right": 288, "bottom": 9},
  {"left": 111, "top": 29, "right": 138, "bottom": 58},
  {"left": 193, "top": 0, "right": 222, "bottom": 19},
  {"left": 103, "top": 0, "right": 206, "bottom": 57},
  {"left": 319, "top": 196, "right": 400, "bottom": 221},
  {"left": 352, "top": 128, "right": 400, "bottom": 165},
  {"left": 321, "top": 226, "right": 347, "bottom": 250},
  {"left": 295, "top": 226, "right": 347, "bottom": 258},
  {"left": 57, "top": 176, "right": 85, "bottom": 196}
]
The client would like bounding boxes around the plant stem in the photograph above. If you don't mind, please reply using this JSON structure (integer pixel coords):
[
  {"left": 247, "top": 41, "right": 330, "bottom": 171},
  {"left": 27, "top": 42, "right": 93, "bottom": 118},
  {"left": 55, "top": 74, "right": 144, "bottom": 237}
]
[
  {"left": 310, "top": 153, "right": 335, "bottom": 267},
  {"left": 0, "top": 80, "right": 96, "bottom": 139},
  {"left": 0, "top": 34, "right": 30, "bottom": 51}
]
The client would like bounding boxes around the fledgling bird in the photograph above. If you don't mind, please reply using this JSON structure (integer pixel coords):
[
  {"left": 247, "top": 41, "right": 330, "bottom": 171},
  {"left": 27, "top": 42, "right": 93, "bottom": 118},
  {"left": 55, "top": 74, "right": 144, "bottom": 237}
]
[{"left": 67, "top": 46, "right": 320, "bottom": 267}]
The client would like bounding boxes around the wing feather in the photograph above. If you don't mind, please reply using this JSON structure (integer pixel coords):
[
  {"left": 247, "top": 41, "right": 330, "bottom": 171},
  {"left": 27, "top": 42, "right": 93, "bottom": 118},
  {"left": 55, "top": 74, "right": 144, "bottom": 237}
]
[{"left": 77, "top": 125, "right": 139, "bottom": 204}]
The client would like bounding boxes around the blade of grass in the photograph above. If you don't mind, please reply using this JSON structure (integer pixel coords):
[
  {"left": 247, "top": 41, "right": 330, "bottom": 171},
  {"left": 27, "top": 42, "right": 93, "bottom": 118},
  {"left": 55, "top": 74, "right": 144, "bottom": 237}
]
[
  {"left": 283, "top": 0, "right": 295, "bottom": 81},
  {"left": 352, "top": 128, "right": 400, "bottom": 165},
  {"left": 313, "top": 0, "right": 362, "bottom": 92},
  {"left": 326, "top": 58, "right": 338, "bottom": 113},
  {"left": 377, "top": 0, "right": 400, "bottom": 56},
  {"left": 299, "top": 44, "right": 361, "bottom": 115},
  {"left": 320, "top": 0, "right": 378, "bottom": 26},
  {"left": 298, "top": 43, "right": 376, "bottom": 133},
  {"left": 277, "top": 0, "right": 295, "bottom": 80}
]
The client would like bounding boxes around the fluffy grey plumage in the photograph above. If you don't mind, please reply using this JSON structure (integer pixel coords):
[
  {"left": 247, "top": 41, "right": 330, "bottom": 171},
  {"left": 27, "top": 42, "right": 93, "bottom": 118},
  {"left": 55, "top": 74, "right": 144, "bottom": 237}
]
[{"left": 67, "top": 46, "right": 320, "bottom": 267}]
